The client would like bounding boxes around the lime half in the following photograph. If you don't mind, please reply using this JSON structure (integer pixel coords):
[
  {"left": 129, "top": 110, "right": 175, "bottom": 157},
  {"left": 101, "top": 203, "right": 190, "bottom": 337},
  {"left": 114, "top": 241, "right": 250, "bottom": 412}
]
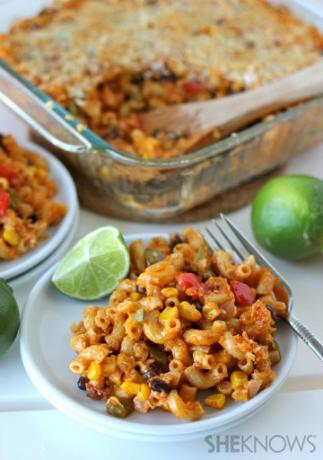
[{"left": 52, "top": 227, "right": 130, "bottom": 300}]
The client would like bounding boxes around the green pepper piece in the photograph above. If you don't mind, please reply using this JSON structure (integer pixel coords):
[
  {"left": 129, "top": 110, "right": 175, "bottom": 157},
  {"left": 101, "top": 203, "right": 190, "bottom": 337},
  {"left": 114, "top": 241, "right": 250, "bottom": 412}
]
[
  {"left": 8, "top": 189, "right": 19, "bottom": 211},
  {"left": 196, "top": 248, "right": 206, "bottom": 261},
  {"left": 106, "top": 396, "right": 134, "bottom": 418},
  {"left": 144, "top": 248, "right": 165, "bottom": 265},
  {"left": 149, "top": 347, "right": 168, "bottom": 369}
]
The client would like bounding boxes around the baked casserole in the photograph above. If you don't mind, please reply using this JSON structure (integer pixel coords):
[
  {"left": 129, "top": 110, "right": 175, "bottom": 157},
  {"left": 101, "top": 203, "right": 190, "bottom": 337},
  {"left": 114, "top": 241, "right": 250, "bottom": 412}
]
[{"left": 1, "top": 0, "right": 323, "bottom": 159}]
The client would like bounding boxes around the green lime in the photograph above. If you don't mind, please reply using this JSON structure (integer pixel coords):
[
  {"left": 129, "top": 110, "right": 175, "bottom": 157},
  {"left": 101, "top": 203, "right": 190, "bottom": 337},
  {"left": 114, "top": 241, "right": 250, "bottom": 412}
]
[
  {"left": 251, "top": 175, "right": 323, "bottom": 260},
  {"left": 52, "top": 226, "right": 130, "bottom": 300},
  {"left": 0, "top": 279, "right": 20, "bottom": 357}
]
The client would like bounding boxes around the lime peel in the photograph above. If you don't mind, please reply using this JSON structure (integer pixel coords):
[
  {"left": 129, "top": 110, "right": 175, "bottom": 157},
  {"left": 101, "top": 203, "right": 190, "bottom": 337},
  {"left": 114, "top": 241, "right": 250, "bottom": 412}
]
[
  {"left": 251, "top": 175, "right": 323, "bottom": 260},
  {"left": 0, "top": 279, "right": 20, "bottom": 357}
]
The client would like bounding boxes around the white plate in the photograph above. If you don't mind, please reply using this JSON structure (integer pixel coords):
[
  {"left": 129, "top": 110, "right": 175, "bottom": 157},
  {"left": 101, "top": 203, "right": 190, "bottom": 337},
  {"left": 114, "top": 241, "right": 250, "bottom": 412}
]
[
  {"left": 0, "top": 141, "right": 78, "bottom": 281},
  {"left": 20, "top": 233, "right": 298, "bottom": 442}
]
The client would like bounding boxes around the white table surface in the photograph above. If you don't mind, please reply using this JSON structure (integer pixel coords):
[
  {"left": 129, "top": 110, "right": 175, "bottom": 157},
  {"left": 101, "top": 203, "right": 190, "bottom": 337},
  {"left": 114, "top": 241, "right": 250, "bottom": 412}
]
[{"left": 0, "top": 1, "right": 323, "bottom": 458}]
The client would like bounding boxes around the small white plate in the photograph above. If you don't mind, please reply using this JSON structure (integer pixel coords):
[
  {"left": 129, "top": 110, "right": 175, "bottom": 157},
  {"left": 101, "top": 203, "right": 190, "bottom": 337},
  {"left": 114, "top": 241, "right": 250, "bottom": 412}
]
[
  {"left": 20, "top": 233, "right": 298, "bottom": 442},
  {"left": 0, "top": 142, "right": 78, "bottom": 281}
]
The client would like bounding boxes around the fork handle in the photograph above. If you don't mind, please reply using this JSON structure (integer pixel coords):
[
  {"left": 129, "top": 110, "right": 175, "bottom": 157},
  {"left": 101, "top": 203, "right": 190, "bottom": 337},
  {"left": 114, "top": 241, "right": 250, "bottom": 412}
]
[{"left": 287, "top": 315, "right": 323, "bottom": 362}]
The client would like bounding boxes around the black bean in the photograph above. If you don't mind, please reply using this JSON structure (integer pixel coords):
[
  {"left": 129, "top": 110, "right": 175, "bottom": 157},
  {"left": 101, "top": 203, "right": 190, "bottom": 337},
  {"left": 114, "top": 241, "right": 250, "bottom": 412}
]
[
  {"left": 167, "top": 131, "right": 182, "bottom": 141},
  {"left": 77, "top": 376, "right": 88, "bottom": 391},
  {"left": 169, "top": 233, "right": 183, "bottom": 249},
  {"left": 154, "top": 73, "right": 177, "bottom": 83},
  {"left": 106, "top": 127, "right": 122, "bottom": 140},
  {"left": 136, "top": 285, "right": 146, "bottom": 295},
  {"left": 149, "top": 378, "right": 173, "bottom": 393},
  {"left": 152, "top": 129, "right": 161, "bottom": 138},
  {"left": 132, "top": 73, "right": 145, "bottom": 84},
  {"left": 194, "top": 302, "right": 203, "bottom": 312},
  {"left": 143, "top": 361, "right": 162, "bottom": 380}
]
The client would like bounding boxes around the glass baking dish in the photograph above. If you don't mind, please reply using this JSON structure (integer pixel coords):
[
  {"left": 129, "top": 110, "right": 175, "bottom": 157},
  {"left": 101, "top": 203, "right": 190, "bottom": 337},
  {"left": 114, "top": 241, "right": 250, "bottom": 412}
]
[{"left": 0, "top": 0, "right": 323, "bottom": 221}]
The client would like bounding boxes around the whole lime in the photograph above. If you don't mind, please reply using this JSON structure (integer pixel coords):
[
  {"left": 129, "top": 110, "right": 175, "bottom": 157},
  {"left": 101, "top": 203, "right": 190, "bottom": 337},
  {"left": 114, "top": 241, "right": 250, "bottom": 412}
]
[
  {"left": 251, "top": 175, "right": 323, "bottom": 260},
  {"left": 0, "top": 278, "right": 20, "bottom": 356}
]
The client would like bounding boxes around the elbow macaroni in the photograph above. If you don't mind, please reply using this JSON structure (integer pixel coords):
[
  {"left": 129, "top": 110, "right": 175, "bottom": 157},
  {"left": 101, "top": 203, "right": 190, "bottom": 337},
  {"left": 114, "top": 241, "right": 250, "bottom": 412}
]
[{"left": 69, "top": 228, "right": 288, "bottom": 421}]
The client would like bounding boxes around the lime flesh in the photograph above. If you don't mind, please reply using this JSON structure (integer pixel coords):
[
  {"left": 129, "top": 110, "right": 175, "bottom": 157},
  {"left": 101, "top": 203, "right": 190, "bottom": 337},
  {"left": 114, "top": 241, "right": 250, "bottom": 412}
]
[
  {"left": 251, "top": 175, "right": 323, "bottom": 260},
  {"left": 52, "top": 227, "right": 130, "bottom": 300}
]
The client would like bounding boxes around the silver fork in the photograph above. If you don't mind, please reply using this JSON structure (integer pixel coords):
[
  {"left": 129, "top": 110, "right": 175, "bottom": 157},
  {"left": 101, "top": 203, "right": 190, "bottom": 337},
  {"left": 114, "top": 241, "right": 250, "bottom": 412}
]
[{"left": 205, "top": 213, "right": 323, "bottom": 362}]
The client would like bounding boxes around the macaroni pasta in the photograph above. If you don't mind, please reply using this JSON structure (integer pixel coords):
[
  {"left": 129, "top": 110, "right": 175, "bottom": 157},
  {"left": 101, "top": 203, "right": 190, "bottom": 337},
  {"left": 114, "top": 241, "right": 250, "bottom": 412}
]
[{"left": 70, "top": 228, "right": 288, "bottom": 421}]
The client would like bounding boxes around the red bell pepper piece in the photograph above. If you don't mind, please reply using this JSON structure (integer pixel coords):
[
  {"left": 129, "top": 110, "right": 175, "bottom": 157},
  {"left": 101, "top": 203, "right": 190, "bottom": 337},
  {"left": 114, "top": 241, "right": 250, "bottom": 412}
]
[
  {"left": 182, "top": 80, "right": 203, "bottom": 96},
  {"left": 178, "top": 273, "right": 201, "bottom": 290},
  {"left": 0, "top": 191, "right": 10, "bottom": 217},
  {"left": 178, "top": 273, "right": 203, "bottom": 300},
  {"left": 0, "top": 164, "right": 17, "bottom": 181},
  {"left": 0, "top": 164, "right": 22, "bottom": 187},
  {"left": 230, "top": 280, "right": 255, "bottom": 306}
]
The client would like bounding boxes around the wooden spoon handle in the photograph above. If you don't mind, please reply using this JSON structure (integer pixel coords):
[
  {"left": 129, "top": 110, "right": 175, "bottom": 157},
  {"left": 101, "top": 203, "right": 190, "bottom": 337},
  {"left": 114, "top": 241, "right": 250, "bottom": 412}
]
[
  {"left": 140, "top": 62, "right": 323, "bottom": 137},
  {"left": 200, "top": 61, "right": 323, "bottom": 136}
]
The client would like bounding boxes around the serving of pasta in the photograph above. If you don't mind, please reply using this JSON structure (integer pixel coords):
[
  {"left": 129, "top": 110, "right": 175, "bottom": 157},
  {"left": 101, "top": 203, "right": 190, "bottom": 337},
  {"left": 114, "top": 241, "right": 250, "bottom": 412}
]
[
  {"left": 69, "top": 228, "right": 288, "bottom": 422},
  {"left": 0, "top": 135, "right": 67, "bottom": 260}
]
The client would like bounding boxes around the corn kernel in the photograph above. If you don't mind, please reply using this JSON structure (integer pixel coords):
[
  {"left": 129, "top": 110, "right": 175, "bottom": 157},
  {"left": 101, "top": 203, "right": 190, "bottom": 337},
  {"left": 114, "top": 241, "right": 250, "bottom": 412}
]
[
  {"left": 130, "top": 292, "right": 141, "bottom": 301},
  {"left": 179, "top": 301, "right": 201, "bottom": 322},
  {"left": 230, "top": 371, "right": 248, "bottom": 389},
  {"left": 136, "top": 137, "right": 160, "bottom": 159},
  {"left": 35, "top": 167, "right": 47, "bottom": 181},
  {"left": 100, "top": 166, "right": 110, "bottom": 178},
  {"left": 137, "top": 384, "right": 151, "bottom": 402},
  {"left": 3, "top": 228, "right": 20, "bottom": 247},
  {"left": 87, "top": 362, "right": 102, "bottom": 381},
  {"left": 161, "top": 287, "right": 179, "bottom": 298},
  {"left": 159, "top": 306, "right": 179, "bottom": 322},
  {"left": 28, "top": 166, "right": 37, "bottom": 175},
  {"left": 205, "top": 393, "right": 226, "bottom": 410},
  {"left": 120, "top": 381, "right": 141, "bottom": 396}
]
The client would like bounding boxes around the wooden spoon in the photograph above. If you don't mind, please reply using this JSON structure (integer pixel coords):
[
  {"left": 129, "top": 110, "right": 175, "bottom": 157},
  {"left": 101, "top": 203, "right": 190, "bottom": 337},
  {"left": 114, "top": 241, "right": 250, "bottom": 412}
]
[{"left": 138, "top": 62, "right": 323, "bottom": 150}]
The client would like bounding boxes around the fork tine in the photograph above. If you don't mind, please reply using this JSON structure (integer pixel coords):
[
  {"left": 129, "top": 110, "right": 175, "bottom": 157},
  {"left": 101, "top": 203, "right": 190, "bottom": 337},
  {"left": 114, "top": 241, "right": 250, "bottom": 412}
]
[
  {"left": 220, "top": 213, "right": 275, "bottom": 269},
  {"left": 205, "top": 226, "right": 224, "bottom": 250},
  {"left": 220, "top": 213, "right": 290, "bottom": 286},
  {"left": 211, "top": 219, "right": 244, "bottom": 261}
]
